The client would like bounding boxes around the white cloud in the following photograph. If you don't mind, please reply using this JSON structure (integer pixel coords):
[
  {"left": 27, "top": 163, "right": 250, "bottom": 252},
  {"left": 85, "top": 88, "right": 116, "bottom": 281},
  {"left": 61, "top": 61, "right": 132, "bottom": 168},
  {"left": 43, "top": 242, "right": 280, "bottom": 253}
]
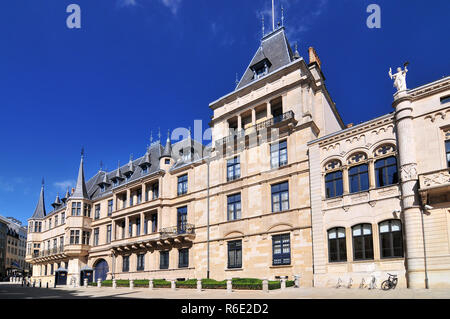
[
  {"left": 53, "top": 180, "right": 76, "bottom": 192},
  {"left": 118, "top": 0, "right": 138, "bottom": 7},
  {"left": 160, "top": 0, "right": 182, "bottom": 15}
]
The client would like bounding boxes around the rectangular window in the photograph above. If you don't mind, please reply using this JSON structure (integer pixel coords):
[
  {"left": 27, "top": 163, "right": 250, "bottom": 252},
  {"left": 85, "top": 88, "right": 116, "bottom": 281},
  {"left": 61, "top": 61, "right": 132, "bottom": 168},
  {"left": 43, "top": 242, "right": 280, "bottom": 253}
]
[
  {"left": 83, "top": 204, "right": 91, "bottom": 217},
  {"left": 227, "top": 240, "right": 242, "bottom": 269},
  {"left": 270, "top": 140, "right": 288, "bottom": 169},
  {"left": 61, "top": 213, "right": 65, "bottom": 224},
  {"left": 130, "top": 193, "right": 134, "bottom": 207},
  {"left": 137, "top": 190, "right": 142, "bottom": 204},
  {"left": 446, "top": 140, "right": 450, "bottom": 168},
  {"left": 151, "top": 214, "right": 158, "bottom": 233},
  {"left": 227, "top": 156, "right": 241, "bottom": 181},
  {"left": 123, "top": 255, "right": 129, "bottom": 272},
  {"left": 106, "top": 224, "right": 112, "bottom": 243},
  {"left": 177, "top": 207, "right": 187, "bottom": 234},
  {"left": 160, "top": 251, "right": 169, "bottom": 269},
  {"left": 55, "top": 215, "right": 58, "bottom": 227},
  {"left": 178, "top": 248, "right": 189, "bottom": 268},
  {"left": 177, "top": 174, "right": 188, "bottom": 196},
  {"left": 50, "top": 264, "right": 54, "bottom": 275},
  {"left": 152, "top": 183, "right": 159, "bottom": 199},
  {"left": 328, "top": 228, "right": 347, "bottom": 262},
  {"left": 352, "top": 224, "right": 374, "bottom": 260},
  {"left": 129, "top": 222, "right": 133, "bottom": 237},
  {"left": 49, "top": 219, "right": 52, "bottom": 229},
  {"left": 93, "top": 228, "right": 99, "bottom": 246},
  {"left": 325, "top": 171, "right": 343, "bottom": 198},
  {"left": 70, "top": 230, "right": 80, "bottom": 245},
  {"left": 71, "top": 202, "right": 81, "bottom": 216},
  {"left": 271, "top": 182, "right": 289, "bottom": 213},
  {"left": 60, "top": 236, "right": 64, "bottom": 249},
  {"left": 82, "top": 231, "right": 90, "bottom": 245},
  {"left": 144, "top": 217, "right": 148, "bottom": 235},
  {"left": 375, "top": 156, "right": 398, "bottom": 187},
  {"left": 94, "top": 204, "right": 100, "bottom": 220},
  {"left": 136, "top": 218, "right": 141, "bottom": 237},
  {"left": 107, "top": 200, "right": 113, "bottom": 216},
  {"left": 137, "top": 254, "right": 145, "bottom": 271},
  {"left": 227, "top": 193, "right": 241, "bottom": 221},
  {"left": 272, "top": 234, "right": 291, "bottom": 265},
  {"left": 349, "top": 164, "right": 369, "bottom": 193}
]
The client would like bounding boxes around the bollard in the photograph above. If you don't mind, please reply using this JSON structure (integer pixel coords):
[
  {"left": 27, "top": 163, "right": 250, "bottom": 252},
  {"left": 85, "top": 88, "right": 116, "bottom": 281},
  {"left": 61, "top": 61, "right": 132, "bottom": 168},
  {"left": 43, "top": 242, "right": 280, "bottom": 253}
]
[
  {"left": 197, "top": 279, "right": 202, "bottom": 292},
  {"left": 148, "top": 279, "right": 154, "bottom": 290},
  {"left": 97, "top": 279, "right": 102, "bottom": 288},
  {"left": 130, "top": 279, "right": 134, "bottom": 290},
  {"left": 112, "top": 279, "right": 117, "bottom": 289},
  {"left": 294, "top": 274, "right": 300, "bottom": 288},
  {"left": 46, "top": 282, "right": 49, "bottom": 289},
  {"left": 84, "top": 278, "right": 88, "bottom": 288},
  {"left": 226, "top": 279, "right": 232, "bottom": 293},
  {"left": 262, "top": 279, "right": 269, "bottom": 293},
  {"left": 281, "top": 276, "right": 286, "bottom": 290},
  {"left": 33, "top": 280, "right": 35, "bottom": 288},
  {"left": 171, "top": 280, "right": 176, "bottom": 291},
  {"left": 39, "top": 279, "right": 42, "bottom": 288}
]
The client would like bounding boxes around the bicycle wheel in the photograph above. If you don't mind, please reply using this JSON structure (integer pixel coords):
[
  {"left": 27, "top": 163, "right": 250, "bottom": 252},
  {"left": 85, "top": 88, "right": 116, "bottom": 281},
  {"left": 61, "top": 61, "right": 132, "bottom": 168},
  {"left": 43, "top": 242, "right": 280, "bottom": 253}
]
[
  {"left": 381, "top": 280, "right": 391, "bottom": 290},
  {"left": 392, "top": 279, "right": 398, "bottom": 289}
]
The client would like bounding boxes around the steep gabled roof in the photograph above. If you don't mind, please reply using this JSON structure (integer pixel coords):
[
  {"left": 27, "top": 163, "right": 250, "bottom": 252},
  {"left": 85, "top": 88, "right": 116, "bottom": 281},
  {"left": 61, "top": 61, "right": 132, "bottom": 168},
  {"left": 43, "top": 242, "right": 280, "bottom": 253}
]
[{"left": 236, "top": 27, "right": 295, "bottom": 90}]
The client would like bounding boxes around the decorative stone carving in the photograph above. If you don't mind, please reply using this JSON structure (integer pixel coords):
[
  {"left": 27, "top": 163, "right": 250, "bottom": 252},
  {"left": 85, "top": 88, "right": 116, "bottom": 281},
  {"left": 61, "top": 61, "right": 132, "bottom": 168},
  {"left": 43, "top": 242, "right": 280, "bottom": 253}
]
[
  {"left": 347, "top": 153, "right": 367, "bottom": 165},
  {"left": 374, "top": 144, "right": 396, "bottom": 157},
  {"left": 368, "top": 201, "right": 377, "bottom": 207},
  {"left": 419, "top": 170, "right": 450, "bottom": 188},
  {"left": 400, "top": 163, "right": 418, "bottom": 181},
  {"left": 324, "top": 160, "right": 342, "bottom": 171},
  {"left": 342, "top": 206, "right": 350, "bottom": 212}
]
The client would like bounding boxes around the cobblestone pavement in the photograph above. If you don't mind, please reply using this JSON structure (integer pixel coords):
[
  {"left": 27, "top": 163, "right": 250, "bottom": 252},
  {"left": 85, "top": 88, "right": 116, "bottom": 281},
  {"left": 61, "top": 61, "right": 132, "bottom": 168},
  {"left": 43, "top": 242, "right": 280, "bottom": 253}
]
[{"left": 1, "top": 282, "right": 450, "bottom": 299}]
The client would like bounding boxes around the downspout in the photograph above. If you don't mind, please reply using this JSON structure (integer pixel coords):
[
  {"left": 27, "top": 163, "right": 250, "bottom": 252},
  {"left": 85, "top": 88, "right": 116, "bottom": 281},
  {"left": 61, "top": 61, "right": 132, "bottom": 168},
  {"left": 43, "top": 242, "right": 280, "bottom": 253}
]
[
  {"left": 307, "top": 148, "right": 315, "bottom": 287},
  {"left": 420, "top": 207, "right": 429, "bottom": 289},
  {"left": 207, "top": 160, "right": 210, "bottom": 279}
]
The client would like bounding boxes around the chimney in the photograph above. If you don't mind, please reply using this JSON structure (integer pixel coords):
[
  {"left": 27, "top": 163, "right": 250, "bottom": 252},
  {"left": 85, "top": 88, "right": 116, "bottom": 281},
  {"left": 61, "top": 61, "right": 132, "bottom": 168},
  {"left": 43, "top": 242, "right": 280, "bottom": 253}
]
[
  {"left": 346, "top": 123, "right": 354, "bottom": 128},
  {"left": 308, "top": 47, "right": 322, "bottom": 69},
  {"left": 71, "top": 187, "right": 75, "bottom": 195}
]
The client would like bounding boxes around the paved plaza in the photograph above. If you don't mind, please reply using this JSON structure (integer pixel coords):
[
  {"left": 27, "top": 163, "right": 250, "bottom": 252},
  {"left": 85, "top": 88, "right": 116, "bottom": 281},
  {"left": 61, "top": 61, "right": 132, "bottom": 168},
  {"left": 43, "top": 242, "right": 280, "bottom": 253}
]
[{"left": 1, "top": 282, "right": 449, "bottom": 299}]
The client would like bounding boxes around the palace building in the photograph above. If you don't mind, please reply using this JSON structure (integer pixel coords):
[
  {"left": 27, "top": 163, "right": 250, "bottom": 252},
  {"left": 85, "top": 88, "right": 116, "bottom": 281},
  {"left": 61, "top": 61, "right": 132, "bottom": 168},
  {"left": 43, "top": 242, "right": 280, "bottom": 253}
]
[{"left": 25, "top": 24, "right": 450, "bottom": 288}]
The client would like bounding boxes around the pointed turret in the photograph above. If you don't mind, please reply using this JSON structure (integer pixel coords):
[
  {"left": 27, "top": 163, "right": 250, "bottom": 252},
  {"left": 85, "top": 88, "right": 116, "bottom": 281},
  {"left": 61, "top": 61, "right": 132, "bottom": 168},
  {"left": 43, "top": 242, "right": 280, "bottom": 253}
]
[
  {"left": 71, "top": 149, "right": 89, "bottom": 200},
  {"left": 31, "top": 179, "right": 46, "bottom": 219},
  {"left": 139, "top": 146, "right": 151, "bottom": 169},
  {"left": 123, "top": 154, "right": 134, "bottom": 178},
  {"left": 61, "top": 187, "right": 70, "bottom": 203},
  {"left": 51, "top": 193, "right": 62, "bottom": 209},
  {"left": 160, "top": 130, "right": 172, "bottom": 159}
]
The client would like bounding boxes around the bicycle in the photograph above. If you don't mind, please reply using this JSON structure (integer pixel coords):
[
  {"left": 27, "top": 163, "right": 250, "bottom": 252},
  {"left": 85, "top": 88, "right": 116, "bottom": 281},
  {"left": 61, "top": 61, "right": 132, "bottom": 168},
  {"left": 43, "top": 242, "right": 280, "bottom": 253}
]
[{"left": 381, "top": 273, "right": 398, "bottom": 290}]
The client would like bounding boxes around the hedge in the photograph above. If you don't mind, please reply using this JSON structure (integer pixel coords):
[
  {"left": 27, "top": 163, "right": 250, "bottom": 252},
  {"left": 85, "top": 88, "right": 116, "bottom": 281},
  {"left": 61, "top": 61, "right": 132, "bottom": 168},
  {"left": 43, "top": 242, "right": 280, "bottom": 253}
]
[{"left": 87, "top": 278, "right": 291, "bottom": 290}]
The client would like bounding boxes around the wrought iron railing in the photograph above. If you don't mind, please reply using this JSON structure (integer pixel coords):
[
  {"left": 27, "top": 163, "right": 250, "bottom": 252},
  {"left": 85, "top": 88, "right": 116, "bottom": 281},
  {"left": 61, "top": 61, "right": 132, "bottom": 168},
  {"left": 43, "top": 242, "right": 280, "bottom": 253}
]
[
  {"left": 160, "top": 224, "right": 195, "bottom": 238},
  {"left": 216, "top": 111, "right": 295, "bottom": 146},
  {"left": 35, "top": 246, "right": 64, "bottom": 258}
]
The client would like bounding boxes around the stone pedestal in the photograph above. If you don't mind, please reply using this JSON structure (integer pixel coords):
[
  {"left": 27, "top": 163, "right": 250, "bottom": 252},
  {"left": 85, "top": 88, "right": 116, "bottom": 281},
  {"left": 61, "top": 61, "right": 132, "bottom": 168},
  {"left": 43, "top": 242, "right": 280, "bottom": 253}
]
[
  {"left": 262, "top": 279, "right": 269, "bottom": 292},
  {"left": 226, "top": 279, "right": 232, "bottom": 293},
  {"left": 171, "top": 280, "right": 176, "bottom": 291},
  {"left": 294, "top": 275, "right": 301, "bottom": 288},
  {"left": 281, "top": 277, "right": 286, "bottom": 290},
  {"left": 149, "top": 279, "right": 154, "bottom": 290},
  {"left": 112, "top": 279, "right": 117, "bottom": 289},
  {"left": 84, "top": 278, "right": 88, "bottom": 288},
  {"left": 97, "top": 279, "right": 102, "bottom": 288},
  {"left": 197, "top": 279, "right": 202, "bottom": 292},
  {"left": 130, "top": 279, "right": 134, "bottom": 290}
]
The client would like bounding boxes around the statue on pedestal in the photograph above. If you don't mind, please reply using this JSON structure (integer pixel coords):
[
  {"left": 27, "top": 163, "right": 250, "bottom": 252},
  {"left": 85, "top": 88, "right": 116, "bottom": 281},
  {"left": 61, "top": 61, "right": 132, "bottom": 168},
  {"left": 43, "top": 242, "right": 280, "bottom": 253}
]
[{"left": 389, "top": 62, "right": 409, "bottom": 92}]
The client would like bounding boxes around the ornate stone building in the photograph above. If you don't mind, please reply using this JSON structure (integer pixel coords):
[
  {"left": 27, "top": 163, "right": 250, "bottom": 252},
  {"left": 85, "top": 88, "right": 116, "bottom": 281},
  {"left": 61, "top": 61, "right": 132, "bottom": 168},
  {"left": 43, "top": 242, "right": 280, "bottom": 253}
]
[{"left": 25, "top": 24, "right": 450, "bottom": 289}]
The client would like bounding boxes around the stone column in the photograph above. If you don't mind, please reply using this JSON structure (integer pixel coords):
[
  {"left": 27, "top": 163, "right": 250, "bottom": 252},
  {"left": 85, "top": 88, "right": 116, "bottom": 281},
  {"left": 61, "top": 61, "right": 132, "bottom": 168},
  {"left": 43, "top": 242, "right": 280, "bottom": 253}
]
[
  {"left": 266, "top": 102, "right": 272, "bottom": 119},
  {"left": 140, "top": 213, "right": 145, "bottom": 235},
  {"left": 343, "top": 167, "right": 350, "bottom": 194},
  {"left": 112, "top": 220, "right": 116, "bottom": 241},
  {"left": 237, "top": 115, "right": 242, "bottom": 132},
  {"left": 392, "top": 90, "right": 425, "bottom": 288},
  {"left": 125, "top": 217, "right": 130, "bottom": 238},
  {"left": 251, "top": 109, "right": 256, "bottom": 125},
  {"left": 368, "top": 160, "right": 376, "bottom": 189},
  {"left": 141, "top": 184, "right": 146, "bottom": 202}
]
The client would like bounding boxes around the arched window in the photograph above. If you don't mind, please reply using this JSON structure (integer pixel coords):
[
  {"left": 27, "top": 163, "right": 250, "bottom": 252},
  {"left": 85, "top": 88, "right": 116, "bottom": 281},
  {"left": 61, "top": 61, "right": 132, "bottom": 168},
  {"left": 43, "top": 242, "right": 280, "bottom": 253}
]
[
  {"left": 349, "top": 164, "right": 369, "bottom": 193},
  {"left": 328, "top": 227, "right": 347, "bottom": 262},
  {"left": 352, "top": 224, "right": 374, "bottom": 260},
  {"left": 375, "top": 156, "right": 398, "bottom": 187},
  {"left": 379, "top": 220, "right": 403, "bottom": 258}
]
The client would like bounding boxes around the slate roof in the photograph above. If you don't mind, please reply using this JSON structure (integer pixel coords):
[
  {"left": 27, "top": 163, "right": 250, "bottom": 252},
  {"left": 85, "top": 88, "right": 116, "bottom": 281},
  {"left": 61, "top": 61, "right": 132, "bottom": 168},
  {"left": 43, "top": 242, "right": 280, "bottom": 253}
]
[
  {"left": 71, "top": 155, "right": 89, "bottom": 200},
  {"left": 236, "top": 27, "right": 295, "bottom": 90},
  {"left": 31, "top": 184, "right": 46, "bottom": 219}
]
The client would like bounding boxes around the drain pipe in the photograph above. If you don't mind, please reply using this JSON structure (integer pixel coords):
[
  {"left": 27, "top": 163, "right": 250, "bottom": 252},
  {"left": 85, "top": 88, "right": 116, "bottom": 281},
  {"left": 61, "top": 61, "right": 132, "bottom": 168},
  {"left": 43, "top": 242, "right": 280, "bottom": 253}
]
[{"left": 420, "top": 207, "right": 429, "bottom": 289}]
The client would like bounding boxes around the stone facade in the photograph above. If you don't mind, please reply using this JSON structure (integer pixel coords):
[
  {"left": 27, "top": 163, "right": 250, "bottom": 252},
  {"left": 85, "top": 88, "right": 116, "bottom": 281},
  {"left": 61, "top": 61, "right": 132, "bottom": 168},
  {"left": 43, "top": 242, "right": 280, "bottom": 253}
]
[{"left": 25, "top": 25, "right": 450, "bottom": 289}]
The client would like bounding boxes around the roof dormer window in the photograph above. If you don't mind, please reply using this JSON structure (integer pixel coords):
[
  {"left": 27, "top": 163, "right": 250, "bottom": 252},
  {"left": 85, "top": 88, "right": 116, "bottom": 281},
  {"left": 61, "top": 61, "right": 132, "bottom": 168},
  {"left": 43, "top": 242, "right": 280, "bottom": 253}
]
[{"left": 251, "top": 58, "right": 271, "bottom": 80}]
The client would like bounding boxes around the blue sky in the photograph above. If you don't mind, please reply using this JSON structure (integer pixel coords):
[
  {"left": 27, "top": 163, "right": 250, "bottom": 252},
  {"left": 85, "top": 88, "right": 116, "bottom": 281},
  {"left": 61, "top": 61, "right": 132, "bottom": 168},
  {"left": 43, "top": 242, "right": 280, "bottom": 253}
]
[{"left": 0, "top": 0, "right": 449, "bottom": 224}]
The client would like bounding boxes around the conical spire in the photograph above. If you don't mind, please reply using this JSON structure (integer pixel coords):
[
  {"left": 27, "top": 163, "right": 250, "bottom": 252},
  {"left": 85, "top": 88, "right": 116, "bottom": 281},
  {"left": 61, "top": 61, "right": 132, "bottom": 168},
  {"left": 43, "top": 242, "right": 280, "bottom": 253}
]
[
  {"left": 31, "top": 180, "right": 46, "bottom": 219},
  {"left": 62, "top": 187, "right": 70, "bottom": 203},
  {"left": 160, "top": 130, "right": 172, "bottom": 159},
  {"left": 51, "top": 193, "right": 61, "bottom": 209},
  {"left": 72, "top": 149, "right": 89, "bottom": 199}
]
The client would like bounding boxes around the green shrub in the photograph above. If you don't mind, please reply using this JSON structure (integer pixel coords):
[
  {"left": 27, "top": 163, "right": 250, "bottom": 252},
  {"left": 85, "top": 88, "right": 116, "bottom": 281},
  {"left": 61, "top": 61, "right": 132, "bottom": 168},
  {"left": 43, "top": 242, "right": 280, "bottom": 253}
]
[{"left": 286, "top": 280, "right": 295, "bottom": 288}]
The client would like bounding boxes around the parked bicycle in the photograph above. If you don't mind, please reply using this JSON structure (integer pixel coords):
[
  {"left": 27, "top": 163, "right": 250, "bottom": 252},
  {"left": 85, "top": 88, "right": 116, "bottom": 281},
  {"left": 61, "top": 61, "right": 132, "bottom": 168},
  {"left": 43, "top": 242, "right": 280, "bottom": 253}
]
[{"left": 381, "top": 273, "right": 398, "bottom": 290}]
